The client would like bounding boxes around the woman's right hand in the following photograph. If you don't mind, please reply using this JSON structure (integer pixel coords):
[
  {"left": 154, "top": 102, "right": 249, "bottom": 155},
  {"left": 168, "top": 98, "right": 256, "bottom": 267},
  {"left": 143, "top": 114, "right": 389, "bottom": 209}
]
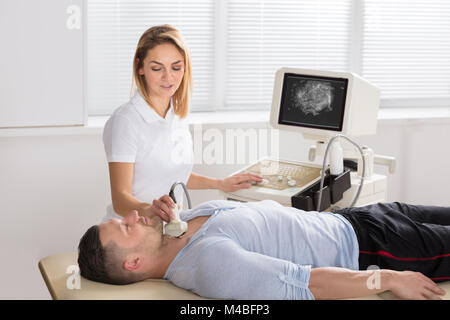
[{"left": 144, "top": 195, "right": 177, "bottom": 223}]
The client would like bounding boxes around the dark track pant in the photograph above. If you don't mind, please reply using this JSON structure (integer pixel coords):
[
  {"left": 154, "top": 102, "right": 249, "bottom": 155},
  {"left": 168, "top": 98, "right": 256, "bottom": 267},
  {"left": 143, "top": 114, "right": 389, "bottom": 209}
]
[{"left": 337, "top": 202, "right": 450, "bottom": 282}]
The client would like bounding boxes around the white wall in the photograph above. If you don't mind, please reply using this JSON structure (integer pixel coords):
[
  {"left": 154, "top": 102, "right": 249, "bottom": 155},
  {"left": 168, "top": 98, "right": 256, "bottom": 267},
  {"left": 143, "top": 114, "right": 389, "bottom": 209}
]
[
  {"left": 0, "top": 0, "right": 85, "bottom": 128},
  {"left": 0, "top": 134, "right": 108, "bottom": 299},
  {"left": 0, "top": 117, "right": 449, "bottom": 299}
]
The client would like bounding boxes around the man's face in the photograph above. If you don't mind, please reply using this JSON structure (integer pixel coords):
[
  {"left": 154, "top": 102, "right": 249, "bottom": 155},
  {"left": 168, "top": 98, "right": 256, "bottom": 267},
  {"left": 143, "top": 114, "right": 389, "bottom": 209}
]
[{"left": 99, "top": 211, "right": 163, "bottom": 253}]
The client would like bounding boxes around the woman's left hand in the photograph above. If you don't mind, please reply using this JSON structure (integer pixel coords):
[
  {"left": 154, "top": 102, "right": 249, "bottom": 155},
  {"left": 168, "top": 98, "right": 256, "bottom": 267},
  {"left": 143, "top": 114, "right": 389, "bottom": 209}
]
[{"left": 218, "top": 173, "right": 263, "bottom": 192}]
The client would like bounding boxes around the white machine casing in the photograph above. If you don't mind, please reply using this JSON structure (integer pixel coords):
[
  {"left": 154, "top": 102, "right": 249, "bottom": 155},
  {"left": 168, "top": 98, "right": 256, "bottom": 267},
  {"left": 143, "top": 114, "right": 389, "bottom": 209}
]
[
  {"left": 223, "top": 157, "right": 324, "bottom": 205},
  {"left": 221, "top": 157, "right": 387, "bottom": 211},
  {"left": 270, "top": 67, "right": 381, "bottom": 139}
]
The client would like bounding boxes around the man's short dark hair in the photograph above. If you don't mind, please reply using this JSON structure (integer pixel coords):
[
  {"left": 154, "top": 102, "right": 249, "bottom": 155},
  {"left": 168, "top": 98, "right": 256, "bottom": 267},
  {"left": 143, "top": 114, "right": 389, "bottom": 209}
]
[{"left": 77, "top": 225, "right": 145, "bottom": 285}]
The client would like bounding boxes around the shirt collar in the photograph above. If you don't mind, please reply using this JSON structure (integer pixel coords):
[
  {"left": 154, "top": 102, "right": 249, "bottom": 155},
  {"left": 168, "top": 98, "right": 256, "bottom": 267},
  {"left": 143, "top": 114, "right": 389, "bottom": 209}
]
[{"left": 132, "top": 91, "right": 175, "bottom": 124}]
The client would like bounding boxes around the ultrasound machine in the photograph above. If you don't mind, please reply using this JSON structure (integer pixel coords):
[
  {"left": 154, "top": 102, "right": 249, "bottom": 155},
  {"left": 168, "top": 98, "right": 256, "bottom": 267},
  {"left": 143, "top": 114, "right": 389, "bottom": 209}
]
[{"left": 221, "top": 67, "right": 396, "bottom": 211}]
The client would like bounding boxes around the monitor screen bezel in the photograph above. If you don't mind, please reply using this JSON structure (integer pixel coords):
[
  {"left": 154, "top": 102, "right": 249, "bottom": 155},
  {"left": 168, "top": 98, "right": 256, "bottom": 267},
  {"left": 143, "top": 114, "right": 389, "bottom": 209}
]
[{"left": 277, "top": 72, "right": 349, "bottom": 132}]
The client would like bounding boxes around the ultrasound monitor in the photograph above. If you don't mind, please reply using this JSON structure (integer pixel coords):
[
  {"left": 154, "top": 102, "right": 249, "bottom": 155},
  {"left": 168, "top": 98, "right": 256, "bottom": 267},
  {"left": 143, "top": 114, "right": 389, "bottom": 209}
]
[{"left": 270, "top": 68, "right": 380, "bottom": 139}]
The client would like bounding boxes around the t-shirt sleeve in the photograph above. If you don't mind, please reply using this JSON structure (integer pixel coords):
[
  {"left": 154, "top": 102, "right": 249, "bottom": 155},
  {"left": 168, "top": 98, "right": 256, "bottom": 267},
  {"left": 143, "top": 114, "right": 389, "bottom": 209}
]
[
  {"left": 192, "top": 238, "right": 315, "bottom": 300},
  {"left": 102, "top": 114, "right": 138, "bottom": 163}
]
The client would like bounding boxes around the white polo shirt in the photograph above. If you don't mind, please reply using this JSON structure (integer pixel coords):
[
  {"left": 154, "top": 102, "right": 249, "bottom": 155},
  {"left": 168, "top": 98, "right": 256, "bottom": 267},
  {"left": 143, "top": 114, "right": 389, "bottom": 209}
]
[{"left": 102, "top": 92, "right": 194, "bottom": 221}]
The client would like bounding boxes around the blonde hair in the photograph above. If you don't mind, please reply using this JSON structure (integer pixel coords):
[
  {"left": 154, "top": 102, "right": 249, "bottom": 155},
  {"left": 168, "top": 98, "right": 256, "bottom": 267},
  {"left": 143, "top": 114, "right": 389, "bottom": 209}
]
[{"left": 132, "top": 24, "right": 192, "bottom": 119}]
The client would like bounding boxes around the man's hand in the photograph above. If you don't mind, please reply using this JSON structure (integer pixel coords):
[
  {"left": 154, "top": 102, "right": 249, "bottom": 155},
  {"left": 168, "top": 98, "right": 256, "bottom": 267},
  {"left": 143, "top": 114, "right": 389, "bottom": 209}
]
[{"left": 387, "top": 270, "right": 446, "bottom": 300}]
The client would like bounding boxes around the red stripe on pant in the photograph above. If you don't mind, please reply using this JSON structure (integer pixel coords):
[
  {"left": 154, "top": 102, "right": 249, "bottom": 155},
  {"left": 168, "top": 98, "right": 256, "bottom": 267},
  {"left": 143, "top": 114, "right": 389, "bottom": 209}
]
[{"left": 359, "top": 250, "right": 450, "bottom": 281}]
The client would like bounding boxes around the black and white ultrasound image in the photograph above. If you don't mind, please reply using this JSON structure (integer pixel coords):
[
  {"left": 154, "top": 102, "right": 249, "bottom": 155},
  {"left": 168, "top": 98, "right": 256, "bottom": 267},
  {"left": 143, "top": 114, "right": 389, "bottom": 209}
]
[{"left": 279, "top": 74, "right": 347, "bottom": 130}]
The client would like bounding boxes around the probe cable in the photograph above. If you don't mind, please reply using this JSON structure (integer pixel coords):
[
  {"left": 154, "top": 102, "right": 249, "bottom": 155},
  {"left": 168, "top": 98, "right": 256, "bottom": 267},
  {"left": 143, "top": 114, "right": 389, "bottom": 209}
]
[{"left": 317, "top": 134, "right": 365, "bottom": 211}]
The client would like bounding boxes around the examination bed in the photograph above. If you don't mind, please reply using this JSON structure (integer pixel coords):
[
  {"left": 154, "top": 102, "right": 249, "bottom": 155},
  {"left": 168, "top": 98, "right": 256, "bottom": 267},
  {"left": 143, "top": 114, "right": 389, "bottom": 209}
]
[{"left": 39, "top": 252, "right": 450, "bottom": 300}]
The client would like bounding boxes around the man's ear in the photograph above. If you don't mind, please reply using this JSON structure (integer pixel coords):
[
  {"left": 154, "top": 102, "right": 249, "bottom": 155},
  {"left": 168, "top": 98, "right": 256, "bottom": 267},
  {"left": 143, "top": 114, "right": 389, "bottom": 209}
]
[{"left": 123, "top": 255, "right": 143, "bottom": 271}]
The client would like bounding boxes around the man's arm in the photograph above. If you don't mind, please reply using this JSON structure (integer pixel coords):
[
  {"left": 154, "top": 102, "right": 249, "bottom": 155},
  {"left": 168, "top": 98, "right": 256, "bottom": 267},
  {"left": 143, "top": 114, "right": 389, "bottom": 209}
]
[{"left": 309, "top": 267, "right": 446, "bottom": 300}]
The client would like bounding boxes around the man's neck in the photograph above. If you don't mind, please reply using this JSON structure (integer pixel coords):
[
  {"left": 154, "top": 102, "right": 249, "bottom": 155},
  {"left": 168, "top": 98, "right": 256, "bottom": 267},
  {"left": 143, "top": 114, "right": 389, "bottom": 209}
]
[{"left": 147, "top": 216, "right": 210, "bottom": 278}]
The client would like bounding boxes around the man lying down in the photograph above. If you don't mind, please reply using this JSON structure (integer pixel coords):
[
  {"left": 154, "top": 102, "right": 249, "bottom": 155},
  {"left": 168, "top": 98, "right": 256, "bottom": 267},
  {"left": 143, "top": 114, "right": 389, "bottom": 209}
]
[{"left": 77, "top": 199, "right": 450, "bottom": 300}]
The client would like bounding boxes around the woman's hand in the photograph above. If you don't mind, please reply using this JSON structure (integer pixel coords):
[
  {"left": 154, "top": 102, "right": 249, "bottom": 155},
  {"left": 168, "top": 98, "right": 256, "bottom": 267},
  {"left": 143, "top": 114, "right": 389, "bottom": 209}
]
[
  {"left": 218, "top": 173, "right": 263, "bottom": 192},
  {"left": 388, "top": 270, "right": 446, "bottom": 300},
  {"left": 142, "top": 195, "right": 177, "bottom": 223}
]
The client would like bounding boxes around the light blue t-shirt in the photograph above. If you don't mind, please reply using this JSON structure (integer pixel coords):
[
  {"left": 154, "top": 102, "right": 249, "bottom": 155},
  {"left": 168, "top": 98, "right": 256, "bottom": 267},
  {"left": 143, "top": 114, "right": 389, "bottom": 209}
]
[{"left": 163, "top": 199, "right": 359, "bottom": 300}]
